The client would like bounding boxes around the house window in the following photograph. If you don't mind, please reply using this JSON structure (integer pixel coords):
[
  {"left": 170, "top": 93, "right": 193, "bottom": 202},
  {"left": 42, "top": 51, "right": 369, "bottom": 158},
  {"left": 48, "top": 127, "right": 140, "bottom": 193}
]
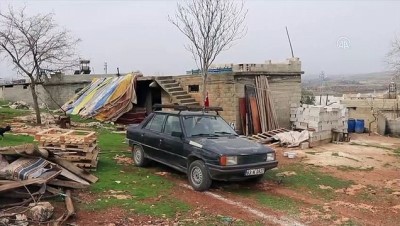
[{"left": 188, "top": 85, "right": 199, "bottom": 93}]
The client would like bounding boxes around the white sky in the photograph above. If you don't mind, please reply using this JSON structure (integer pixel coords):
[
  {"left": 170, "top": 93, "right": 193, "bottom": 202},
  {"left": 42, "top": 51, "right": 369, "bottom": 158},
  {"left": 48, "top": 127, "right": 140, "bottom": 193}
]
[{"left": 1, "top": 0, "right": 400, "bottom": 79}]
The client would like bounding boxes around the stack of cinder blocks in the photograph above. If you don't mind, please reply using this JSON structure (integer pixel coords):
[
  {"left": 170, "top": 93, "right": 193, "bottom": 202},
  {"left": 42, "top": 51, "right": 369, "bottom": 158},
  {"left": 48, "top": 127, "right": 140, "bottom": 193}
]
[{"left": 290, "top": 103, "right": 348, "bottom": 144}]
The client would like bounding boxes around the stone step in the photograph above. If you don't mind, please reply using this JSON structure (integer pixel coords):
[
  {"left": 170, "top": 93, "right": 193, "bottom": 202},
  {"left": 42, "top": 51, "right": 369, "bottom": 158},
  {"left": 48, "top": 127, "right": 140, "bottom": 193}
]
[
  {"left": 167, "top": 87, "right": 184, "bottom": 92},
  {"left": 163, "top": 83, "right": 180, "bottom": 88},
  {"left": 156, "top": 76, "right": 173, "bottom": 80},
  {"left": 182, "top": 102, "right": 199, "bottom": 106},
  {"left": 174, "top": 94, "right": 192, "bottom": 100},
  {"left": 180, "top": 98, "right": 197, "bottom": 104},
  {"left": 169, "top": 91, "right": 187, "bottom": 96},
  {"left": 158, "top": 79, "right": 176, "bottom": 84}
]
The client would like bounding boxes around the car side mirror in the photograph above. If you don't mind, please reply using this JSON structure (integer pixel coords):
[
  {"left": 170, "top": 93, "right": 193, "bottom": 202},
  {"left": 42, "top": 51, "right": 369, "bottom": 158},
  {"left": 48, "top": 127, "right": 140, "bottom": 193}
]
[{"left": 171, "top": 131, "right": 184, "bottom": 139}]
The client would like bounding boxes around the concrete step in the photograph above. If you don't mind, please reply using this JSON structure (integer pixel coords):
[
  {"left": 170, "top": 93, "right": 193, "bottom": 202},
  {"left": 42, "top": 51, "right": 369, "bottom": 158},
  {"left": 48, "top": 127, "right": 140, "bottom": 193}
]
[
  {"left": 167, "top": 87, "right": 184, "bottom": 92},
  {"left": 169, "top": 91, "right": 187, "bottom": 96},
  {"left": 180, "top": 98, "right": 197, "bottom": 104},
  {"left": 174, "top": 94, "right": 192, "bottom": 100},
  {"left": 156, "top": 76, "right": 173, "bottom": 80},
  {"left": 163, "top": 83, "right": 180, "bottom": 88},
  {"left": 182, "top": 102, "right": 199, "bottom": 106},
  {"left": 158, "top": 79, "right": 176, "bottom": 84}
]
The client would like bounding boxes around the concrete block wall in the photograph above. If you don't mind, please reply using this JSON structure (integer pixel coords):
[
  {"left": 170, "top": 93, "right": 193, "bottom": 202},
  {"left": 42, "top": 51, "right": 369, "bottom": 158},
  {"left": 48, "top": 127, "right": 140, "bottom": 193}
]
[
  {"left": 174, "top": 74, "right": 237, "bottom": 124},
  {"left": 291, "top": 104, "right": 348, "bottom": 142},
  {"left": 268, "top": 75, "right": 302, "bottom": 128}
]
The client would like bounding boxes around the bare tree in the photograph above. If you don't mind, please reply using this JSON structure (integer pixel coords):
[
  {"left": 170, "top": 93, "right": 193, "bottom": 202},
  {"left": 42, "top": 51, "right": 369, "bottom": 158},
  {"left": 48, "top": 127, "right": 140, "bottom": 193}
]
[
  {"left": 0, "top": 7, "right": 80, "bottom": 124},
  {"left": 387, "top": 35, "right": 400, "bottom": 76},
  {"left": 169, "top": 0, "right": 247, "bottom": 105}
]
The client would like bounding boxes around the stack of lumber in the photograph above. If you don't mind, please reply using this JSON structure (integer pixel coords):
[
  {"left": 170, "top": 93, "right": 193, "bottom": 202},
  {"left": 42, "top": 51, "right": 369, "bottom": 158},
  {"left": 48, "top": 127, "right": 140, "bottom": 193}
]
[
  {"left": 241, "top": 76, "right": 279, "bottom": 136},
  {"left": 35, "top": 128, "right": 99, "bottom": 171},
  {"left": 255, "top": 75, "right": 279, "bottom": 132}
]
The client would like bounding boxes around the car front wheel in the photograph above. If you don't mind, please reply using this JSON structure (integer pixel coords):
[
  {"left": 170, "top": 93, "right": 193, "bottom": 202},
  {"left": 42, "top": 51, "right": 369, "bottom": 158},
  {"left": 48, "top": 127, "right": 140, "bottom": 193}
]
[
  {"left": 188, "top": 160, "right": 212, "bottom": 191},
  {"left": 132, "top": 145, "right": 149, "bottom": 167}
]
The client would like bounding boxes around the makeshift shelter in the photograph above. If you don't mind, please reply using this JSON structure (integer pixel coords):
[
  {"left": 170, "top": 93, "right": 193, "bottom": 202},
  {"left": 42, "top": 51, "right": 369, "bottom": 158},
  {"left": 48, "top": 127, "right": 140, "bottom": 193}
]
[{"left": 62, "top": 73, "right": 139, "bottom": 122}]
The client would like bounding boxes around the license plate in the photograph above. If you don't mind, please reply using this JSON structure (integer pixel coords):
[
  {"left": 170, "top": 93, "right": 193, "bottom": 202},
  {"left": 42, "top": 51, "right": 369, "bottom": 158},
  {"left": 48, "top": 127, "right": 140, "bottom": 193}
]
[{"left": 245, "top": 168, "right": 265, "bottom": 176}]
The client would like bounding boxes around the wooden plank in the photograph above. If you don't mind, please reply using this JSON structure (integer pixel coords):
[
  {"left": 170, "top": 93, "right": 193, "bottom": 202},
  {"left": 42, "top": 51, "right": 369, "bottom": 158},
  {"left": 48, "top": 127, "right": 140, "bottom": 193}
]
[
  {"left": 65, "top": 190, "right": 75, "bottom": 216},
  {"left": 249, "top": 96, "right": 261, "bottom": 134},
  {"left": 51, "top": 158, "right": 98, "bottom": 183},
  {"left": 59, "top": 166, "right": 90, "bottom": 185},
  {"left": 0, "top": 178, "right": 46, "bottom": 192},
  {"left": 48, "top": 179, "right": 89, "bottom": 189}
]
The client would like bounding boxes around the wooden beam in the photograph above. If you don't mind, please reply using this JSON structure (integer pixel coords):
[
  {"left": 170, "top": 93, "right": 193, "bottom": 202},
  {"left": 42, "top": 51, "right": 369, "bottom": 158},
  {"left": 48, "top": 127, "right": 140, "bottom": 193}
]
[{"left": 50, "top": 158, "right": 98, "bottom": 183}]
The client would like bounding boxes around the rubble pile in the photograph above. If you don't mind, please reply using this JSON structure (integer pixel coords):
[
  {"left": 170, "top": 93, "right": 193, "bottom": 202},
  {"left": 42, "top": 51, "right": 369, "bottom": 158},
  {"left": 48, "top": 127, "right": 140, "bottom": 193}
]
[{"left": 9, "top": 101, "right": 30, "bottom": 110}]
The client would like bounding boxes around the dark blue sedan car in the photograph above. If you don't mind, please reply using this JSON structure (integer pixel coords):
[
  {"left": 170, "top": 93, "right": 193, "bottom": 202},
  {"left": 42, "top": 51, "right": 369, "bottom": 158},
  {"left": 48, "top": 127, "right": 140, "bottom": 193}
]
[{"left": 126, "top": 105, "right": 278, "bottom": 191}]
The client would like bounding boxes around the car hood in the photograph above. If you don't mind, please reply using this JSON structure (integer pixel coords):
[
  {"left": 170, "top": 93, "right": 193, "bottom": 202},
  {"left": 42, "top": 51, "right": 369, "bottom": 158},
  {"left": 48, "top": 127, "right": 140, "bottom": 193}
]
[{"left": 187, "top": 136, "right": 273, "bottom": 155}]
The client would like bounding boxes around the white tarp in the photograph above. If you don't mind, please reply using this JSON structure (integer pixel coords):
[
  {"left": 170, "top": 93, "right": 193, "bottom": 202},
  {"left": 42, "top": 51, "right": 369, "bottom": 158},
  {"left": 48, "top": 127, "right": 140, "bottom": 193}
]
[{"left": 273, "top": 130, "right": 310, "bottom": 147}]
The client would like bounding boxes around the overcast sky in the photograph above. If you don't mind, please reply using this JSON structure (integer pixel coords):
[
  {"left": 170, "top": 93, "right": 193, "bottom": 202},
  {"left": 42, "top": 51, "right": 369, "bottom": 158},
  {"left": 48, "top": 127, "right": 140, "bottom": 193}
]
[{"left": 1, "top": 0, "right": 400, "bottom": 79}]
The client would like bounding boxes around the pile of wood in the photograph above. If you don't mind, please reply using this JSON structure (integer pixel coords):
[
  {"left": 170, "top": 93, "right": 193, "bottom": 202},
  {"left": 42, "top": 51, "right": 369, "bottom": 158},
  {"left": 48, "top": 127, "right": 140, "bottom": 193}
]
[
  {"left": 255, "top": 76, "right": 279, "bottom": 132},
  {"left": 35, "top": 128, "right": 99, "bottom": 171},
  {"left": 0, "top": 144, "right": 98, "bottom": 224},
  {"left": 240, "top": 76, "right": 279, "bottom": 136}
]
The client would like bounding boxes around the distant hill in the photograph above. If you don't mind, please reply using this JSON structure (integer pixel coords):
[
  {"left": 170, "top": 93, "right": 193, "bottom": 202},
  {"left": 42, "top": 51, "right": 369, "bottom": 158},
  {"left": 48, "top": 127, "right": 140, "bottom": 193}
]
[
  {"left": 303, "top": 71, "right": 395, "bottom": 82},
  {"left": 303, "top": 71, "right": 397, "bottom": 95}
]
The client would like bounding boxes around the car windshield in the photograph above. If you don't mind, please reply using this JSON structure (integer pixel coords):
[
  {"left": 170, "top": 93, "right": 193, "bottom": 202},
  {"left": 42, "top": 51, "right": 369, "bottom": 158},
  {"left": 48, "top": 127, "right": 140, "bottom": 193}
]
[{"left": 182, "top": 115, "right": 237, "bottom": 137}]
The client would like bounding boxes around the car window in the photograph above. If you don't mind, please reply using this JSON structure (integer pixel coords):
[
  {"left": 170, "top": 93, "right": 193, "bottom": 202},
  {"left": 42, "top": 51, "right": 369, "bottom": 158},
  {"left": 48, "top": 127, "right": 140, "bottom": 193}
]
[
  {"left": 144, "top": 115, "right": 154, "bottom": 130},
  {"left": 145, "top": 114, "right": 166, "bottom": 132},
  {"left": 164, "top": 115, "right": 182, "bottom": 135},
  {"left": 183, "top": 115, "right": 236, "bottom": 137}
]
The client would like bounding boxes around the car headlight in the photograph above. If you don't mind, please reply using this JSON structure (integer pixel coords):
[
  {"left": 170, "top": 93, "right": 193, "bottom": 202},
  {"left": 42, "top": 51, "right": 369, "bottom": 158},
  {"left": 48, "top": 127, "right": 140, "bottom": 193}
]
[
  {"left": 266, "top": 153, "right": 275, "bottom": 161},
  {"left": 220, "top": 156, "right": 238, "bottom": 166}
]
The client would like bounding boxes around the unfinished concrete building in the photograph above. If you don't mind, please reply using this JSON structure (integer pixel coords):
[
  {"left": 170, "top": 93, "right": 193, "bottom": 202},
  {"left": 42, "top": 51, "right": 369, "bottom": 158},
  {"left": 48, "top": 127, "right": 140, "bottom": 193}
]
[{"left": 0, "top": 58, "right": 303, "bottom": 131}]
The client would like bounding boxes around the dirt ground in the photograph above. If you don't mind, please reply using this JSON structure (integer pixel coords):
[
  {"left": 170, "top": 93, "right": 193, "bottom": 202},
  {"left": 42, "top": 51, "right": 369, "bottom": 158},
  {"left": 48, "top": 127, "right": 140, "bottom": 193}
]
[
  {"left": 163, "top": 133, "right": 400, "bottom": 226},
  {"left": 74, "top": 133, "right": 399, "bottom": 226},
  {"left": 4, "top": 117, "right": 400, "bottom": 226}
]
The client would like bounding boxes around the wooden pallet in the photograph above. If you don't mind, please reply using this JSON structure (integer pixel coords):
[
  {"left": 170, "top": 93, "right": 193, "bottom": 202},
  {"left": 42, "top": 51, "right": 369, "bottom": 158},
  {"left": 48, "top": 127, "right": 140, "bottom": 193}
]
[
  {"left": 36, "top": 128, "right": 99, "bottom": 170},
  {"left": 247, "top": 128, "right": 291, "bottom": 144},
  {"left": 35, "top": 128, "right": 96, "bottom": 145},
  {"left": 54, "top": 149, "right": 99, "bottom": 162},
  {"left": 40, "top": 143, "right": 97, "bottom": 152}
]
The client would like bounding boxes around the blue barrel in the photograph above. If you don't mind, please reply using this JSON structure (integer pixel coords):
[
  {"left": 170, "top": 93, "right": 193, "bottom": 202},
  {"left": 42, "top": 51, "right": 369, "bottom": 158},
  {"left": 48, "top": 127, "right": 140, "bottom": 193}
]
[
  {"left": 348, "top": 118, "right": 356, "bottom": 133},
  {"left": 355, "top": 119, "right": 365, "bottom": 133}
]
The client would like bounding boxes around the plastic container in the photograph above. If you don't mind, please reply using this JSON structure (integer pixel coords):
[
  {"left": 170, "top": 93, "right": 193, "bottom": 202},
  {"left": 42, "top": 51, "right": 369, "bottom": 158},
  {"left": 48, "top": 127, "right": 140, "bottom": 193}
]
[
  {"left": 355, "top": 119, "right": 365, "bottom": 133},
  {"left": 348, "top": 118, "right": 356, "bottom": 133}
]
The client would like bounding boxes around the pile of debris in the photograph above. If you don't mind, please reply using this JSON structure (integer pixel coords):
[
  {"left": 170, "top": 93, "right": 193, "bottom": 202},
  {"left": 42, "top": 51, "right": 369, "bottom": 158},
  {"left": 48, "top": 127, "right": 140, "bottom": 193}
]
[
  {"left": 9, "top": 101, "right": 30, "bottom": 110},
  {"left": 0, "top": 129, "right": 99, "bottom": 225}
]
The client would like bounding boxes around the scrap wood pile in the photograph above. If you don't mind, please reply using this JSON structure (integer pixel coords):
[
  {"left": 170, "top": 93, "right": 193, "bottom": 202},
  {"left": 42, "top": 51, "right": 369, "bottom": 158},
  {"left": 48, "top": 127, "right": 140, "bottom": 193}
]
[
  {"left": 35, "top": 128, "right": 99, "bottom": 171},
  {"left": 62, "top": 73, "right": 140, "bottom": 122},
  {"left": 0, "top": 128, "right": 100, "bottom": 225},
  {"left": 239, "top": 75, "right": 279, "bottom": 136},
  {"left": 0, "top": 144, "right": 98, "bottom": 225}
]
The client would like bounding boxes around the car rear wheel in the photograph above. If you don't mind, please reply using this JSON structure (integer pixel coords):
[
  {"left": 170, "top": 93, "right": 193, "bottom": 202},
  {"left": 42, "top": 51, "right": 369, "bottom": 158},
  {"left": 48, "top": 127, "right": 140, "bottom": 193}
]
[
  {"left": 188, "top": 160, "right": 212, "bottom": 191},
  {"left": 132, "top": 145, "right": 149, "bottom": 167}
]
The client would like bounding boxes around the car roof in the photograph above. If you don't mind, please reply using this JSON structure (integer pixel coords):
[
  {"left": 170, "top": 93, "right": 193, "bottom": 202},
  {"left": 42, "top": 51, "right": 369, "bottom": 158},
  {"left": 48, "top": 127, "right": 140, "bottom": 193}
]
[{"left": 153, "top": 110, "right": 219, "bottom": 116}]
